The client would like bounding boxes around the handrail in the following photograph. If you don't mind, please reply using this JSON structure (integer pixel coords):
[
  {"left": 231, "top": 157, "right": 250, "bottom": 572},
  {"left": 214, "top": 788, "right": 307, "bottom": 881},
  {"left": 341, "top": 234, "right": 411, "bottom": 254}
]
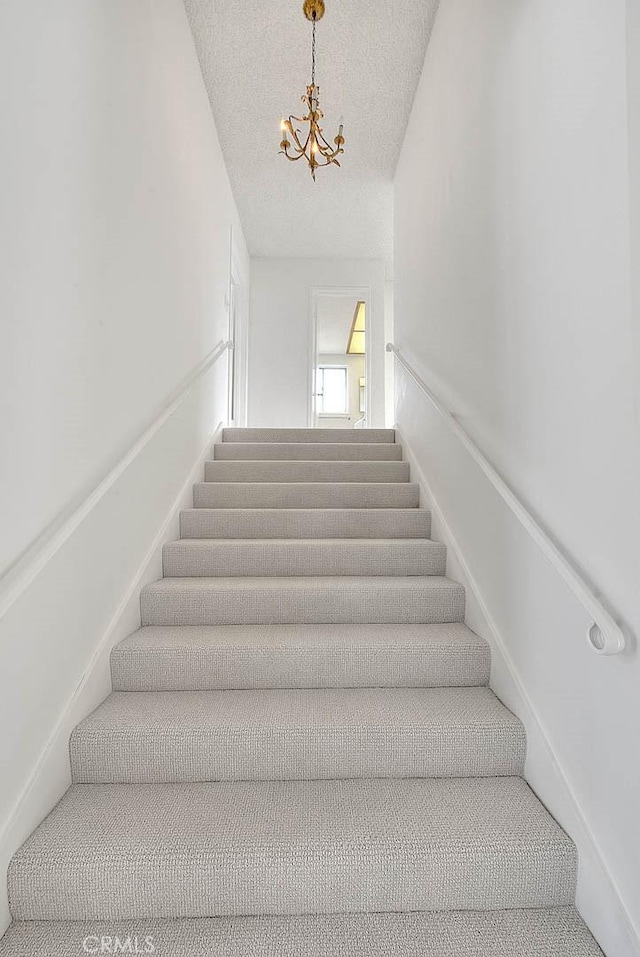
[
  {"left": 387, "top": 342, "right": 625, "bottom": 656},
  {"left": 0, "top": 338, "right": 234, "bottom": 621}
]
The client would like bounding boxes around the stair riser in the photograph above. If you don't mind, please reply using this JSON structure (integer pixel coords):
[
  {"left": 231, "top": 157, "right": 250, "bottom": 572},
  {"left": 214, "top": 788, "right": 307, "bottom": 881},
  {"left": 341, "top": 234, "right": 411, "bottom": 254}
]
[
  {"left": 0, "top": 909, "right": 606, "bottom": 957},
  {"left": 140, "top": 582, "right": 465, "bottom": 626},
  {"left": 180, "top": 509, "right": 431, "bottom": 539},
  {"left": 111, "top": 642, "right": 490, "bottom": 692},
  {"left": 162, "top": 542, "right": 447, "bottom": 578},
  {"left": 214, "top": 443, "right": 403, "bottom": 461},
  {"left": 193, "top": 484, "right": 421, "bottom": 509},
  {"left": 9, "top": 849, "right": 575, "bottom": 920},
  {"left": 204, "top": 462, "right": 410, "bottom": 483},
  {"left": 222, "top": 428, "right": 395, "bottom": 444},
  {"left": 70, "top": 729, "right": 525, "bottom": 783}
]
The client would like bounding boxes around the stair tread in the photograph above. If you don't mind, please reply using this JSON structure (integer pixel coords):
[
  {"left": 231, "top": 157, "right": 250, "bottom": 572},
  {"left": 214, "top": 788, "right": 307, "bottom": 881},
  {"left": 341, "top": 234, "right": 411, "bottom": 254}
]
[
  {"left": 111, "top": 622, "right": 490, "bottom": 690},
  {"left": 204, "top": 461, "right": 410, "bottom": 483},
  {"left": 116, "top": 621, "right": 483, "bottom": 648},
  {"left": 0, "top": 908, "right": 603, "bottom": 956},
  {"left": 167, "top": 537, "right": 436, "bottom": 545},
  {"left": 8, "top": 777, "right": 576, "bottom": 919},
  {"left": 193, "top": 482, "right": 421, "bottom": 508},
  {"left": 74, "top": 685, "right": 520, "bottom": 732},
  {"left": 213, "top": 442, "right": 403, "bottom": 460},
  {"left": 222, "top": 428, "right": 396, "bottom": 443},
  {"left": 143, "top": 574, "right": 463, "bottom": 593},
  {"left": 180, "top": 507, "right": 431, "bottom": 538},
  {"left": 163, "top": 538, "right": 447, "bottom": 577},
  {"left": 140, "top": 576, "right": 465, "bottom": 626},
  {"left": 70, "top": 686, "right": 525, "bottom": 782},
  {"left": 21, "top": 778, "right": 568, "bottom": 852}
]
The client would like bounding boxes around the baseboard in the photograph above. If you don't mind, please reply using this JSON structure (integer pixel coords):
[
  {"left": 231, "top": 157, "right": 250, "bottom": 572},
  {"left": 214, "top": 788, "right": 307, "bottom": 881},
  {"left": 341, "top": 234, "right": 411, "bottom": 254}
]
[
  {"left": 0, "top": 422, "right": 224, "bottom": 935},
  {"left": 398, "top": 427, "right": 640, "bottom": 957}
]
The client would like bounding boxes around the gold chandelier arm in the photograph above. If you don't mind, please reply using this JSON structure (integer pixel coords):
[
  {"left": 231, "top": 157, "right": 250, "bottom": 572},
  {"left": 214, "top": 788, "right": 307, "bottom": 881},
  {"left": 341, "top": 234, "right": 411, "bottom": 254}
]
[
  {"left": 312, "top": 152, "right": 342, "bottom": 168},
  {"left": 288, "top": 131, "right": 306, "bottom": 153},
  {"left": 285, "top": 119, "right": 312, "bottom": 155},
  {"left": 313, "top": 127, "right": 345, "bottom": 163},
  {"left": 280, "top": 149, "right": 309, "bottom": 162},
  {"left": 301, "top": 125, "right": 314, "bottom": 152},
  {"left": 314, "top": 127, "right": 333, "bottom": 151},
  {"left": 311, "top": 134, "right": 344, "bottom": 162},
  {"left": 280, "top": 136, "right": 309, "bottom": 161},
  {"left": 281, "top": 137, "right": 342, "bottom": 166}
]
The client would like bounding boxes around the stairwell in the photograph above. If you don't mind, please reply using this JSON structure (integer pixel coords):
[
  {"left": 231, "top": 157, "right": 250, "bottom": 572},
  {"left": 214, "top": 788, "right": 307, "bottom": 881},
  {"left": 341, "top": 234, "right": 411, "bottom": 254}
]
[{"left": 0, "top": 428, "right": 602, "bottom": 955}]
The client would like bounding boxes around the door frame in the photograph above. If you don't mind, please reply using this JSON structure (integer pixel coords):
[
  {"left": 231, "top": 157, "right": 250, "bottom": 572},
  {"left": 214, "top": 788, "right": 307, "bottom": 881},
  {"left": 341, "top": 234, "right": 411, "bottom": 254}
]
[
  {"left": 308, "top": 285, "right": 372, "bottom": 428},
  {"left": 227, "top": 227, "right": 248, "bottom": 426}
]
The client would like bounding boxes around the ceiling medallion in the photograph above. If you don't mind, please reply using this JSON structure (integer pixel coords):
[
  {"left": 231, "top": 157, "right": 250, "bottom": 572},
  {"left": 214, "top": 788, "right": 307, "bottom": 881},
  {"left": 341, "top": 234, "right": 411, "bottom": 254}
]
[{"left": 279, "top": 0, "right": 345, "bottom": 181}]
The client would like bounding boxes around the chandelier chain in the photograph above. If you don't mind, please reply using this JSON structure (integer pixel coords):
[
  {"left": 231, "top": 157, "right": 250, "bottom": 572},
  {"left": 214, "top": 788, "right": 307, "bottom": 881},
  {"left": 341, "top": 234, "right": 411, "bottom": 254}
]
[{"left": 311, "top": 17, "right": 316, "bottom": 86}]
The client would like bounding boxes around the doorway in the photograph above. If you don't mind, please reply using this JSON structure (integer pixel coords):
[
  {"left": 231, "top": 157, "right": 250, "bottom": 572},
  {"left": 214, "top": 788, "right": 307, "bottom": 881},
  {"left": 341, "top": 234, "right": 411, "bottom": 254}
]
[{"left": 310, "top": 289, "right": 370, "bottom": 429}]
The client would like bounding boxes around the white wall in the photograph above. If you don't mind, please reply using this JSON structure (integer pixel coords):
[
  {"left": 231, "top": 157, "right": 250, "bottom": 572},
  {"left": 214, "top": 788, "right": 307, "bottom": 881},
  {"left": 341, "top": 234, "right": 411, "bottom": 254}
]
[
  {"left": 394, "top": 1, "right": 640, "bottom": 954},
  {"left": 248, "top": 258, "right": 386, "bottom": 428},
  {"left": 0, "top": 0, "right": 248, "bottom": 931},
  {"left": 629, "top": 0, "right": 640, "bottom": 370}
]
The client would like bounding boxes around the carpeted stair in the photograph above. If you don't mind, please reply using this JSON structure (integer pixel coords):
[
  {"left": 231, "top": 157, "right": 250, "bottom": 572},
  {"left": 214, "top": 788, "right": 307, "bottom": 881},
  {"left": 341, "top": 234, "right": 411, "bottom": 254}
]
[{"left": 0, "top": 428, "right": 602, "bottom": 955}]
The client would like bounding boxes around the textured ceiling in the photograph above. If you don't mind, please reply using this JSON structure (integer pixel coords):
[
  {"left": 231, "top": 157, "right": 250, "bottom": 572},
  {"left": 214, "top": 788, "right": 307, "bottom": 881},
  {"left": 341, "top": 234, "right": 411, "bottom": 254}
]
[{"left": 184, "top": 0, "right": 439, "bottom": 263}]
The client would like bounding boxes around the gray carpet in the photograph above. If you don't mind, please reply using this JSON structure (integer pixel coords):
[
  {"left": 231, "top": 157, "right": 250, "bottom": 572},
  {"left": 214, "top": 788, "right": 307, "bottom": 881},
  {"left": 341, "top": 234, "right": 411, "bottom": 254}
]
[
  {"left": 180, "top": 506, "right": 432, "bottom": 538},
  {"left": 140, "top": 576, "right": 466, "bottom": 626},
  {"left": 213, "top": 441, "right": 404, "bottom": 460},
  {"left": 0, "top": 427, "right": 603, "bottom": 955},
  {"left": 111, "top": 622, "right": 491, "bottom": 691},
  {"left": 204, "top": 459, "right": 410, "bottom": 483},
  {"left": 0, "top": 909, "right": 603, "bottom": 956},
  {"left": 194, "top": 480, "right": 421, "bottom": 508},
  {"left": 8, "top": 778, "right": 576, "bottom": 920},
  {"left": 70, "top": 686, "right": 525, "bottom": 782},
  {"left": 162, "top": 538, "right": 447, "bottom": 577},
  {"left": 222, "top": 427, "right": 396, "bottom": 443}
]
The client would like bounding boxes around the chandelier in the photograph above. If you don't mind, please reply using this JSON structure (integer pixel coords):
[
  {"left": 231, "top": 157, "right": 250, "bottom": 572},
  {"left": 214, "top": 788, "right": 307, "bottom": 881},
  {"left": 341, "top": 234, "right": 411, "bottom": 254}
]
[{"left": 279, "top": 0, "right": 345, "bottom": 181}]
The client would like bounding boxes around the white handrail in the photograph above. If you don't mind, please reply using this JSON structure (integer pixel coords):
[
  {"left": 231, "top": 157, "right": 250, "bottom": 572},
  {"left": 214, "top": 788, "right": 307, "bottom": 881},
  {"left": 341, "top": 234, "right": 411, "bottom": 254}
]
[
  {"left": 387, "top": 342, "right": 625, "bottom": 656},
  {"left": 0, "top": 339, "right": 234, "bottom": 621}
]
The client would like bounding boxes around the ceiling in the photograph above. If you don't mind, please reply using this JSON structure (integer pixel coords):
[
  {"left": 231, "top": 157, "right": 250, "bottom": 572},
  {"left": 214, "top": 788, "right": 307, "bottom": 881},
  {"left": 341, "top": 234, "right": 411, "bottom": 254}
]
[
  {"left": 184, "top": 0, "right": 439, "bottom": 264},
  {"left": 317, "top": 294, "right": 360, "bottom": 354}
]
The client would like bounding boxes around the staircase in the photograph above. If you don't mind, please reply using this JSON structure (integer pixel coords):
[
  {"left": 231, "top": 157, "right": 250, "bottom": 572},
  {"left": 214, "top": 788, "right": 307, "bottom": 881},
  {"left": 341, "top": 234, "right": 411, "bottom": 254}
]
[{"left": 0, "top": 428, "right": 602, "bottom": 955}]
